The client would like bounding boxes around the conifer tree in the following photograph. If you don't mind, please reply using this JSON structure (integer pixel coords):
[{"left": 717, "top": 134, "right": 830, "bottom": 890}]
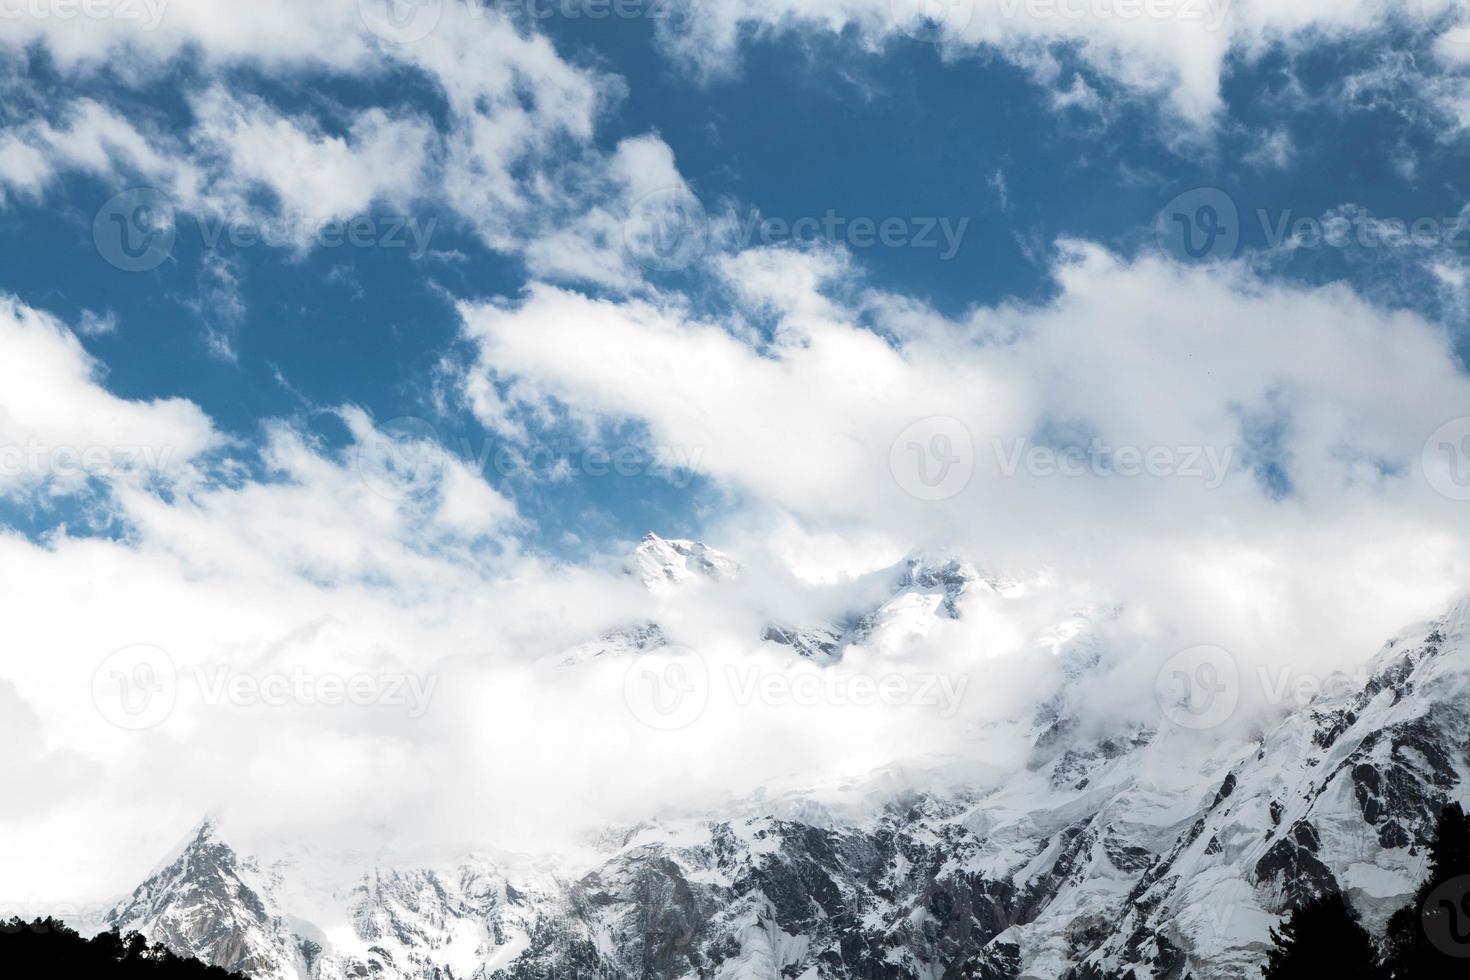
[
  {"left": 1382, "top": 802, "right": 1470, "bottom": 977},
  {"left": 1261, "top": 891, "right": 1387, "bottom": 980}
]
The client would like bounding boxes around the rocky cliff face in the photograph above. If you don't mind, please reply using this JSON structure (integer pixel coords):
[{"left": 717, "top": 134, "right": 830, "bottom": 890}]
[{"left": 106, "top": 549, "right": 1470, "bottom": 980}]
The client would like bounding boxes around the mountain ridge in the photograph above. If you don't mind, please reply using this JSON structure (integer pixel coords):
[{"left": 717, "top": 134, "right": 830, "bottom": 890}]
[{"left": 104, "top": 546, "right": 1470, "bottom": 980}]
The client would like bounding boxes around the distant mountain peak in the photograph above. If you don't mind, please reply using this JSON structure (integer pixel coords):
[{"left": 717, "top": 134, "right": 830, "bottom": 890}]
[{"left": 623, "top": 532, "right": 739, "bottom": 593}]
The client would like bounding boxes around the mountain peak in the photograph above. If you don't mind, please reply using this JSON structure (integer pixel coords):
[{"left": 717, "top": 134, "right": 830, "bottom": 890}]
[{"left": 624, "top": 532, "right": 739, "bottom": 593}]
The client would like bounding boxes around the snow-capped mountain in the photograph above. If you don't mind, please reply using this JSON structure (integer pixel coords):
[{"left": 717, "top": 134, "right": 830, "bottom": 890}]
[
  {"left": 843, "top": 554, "right": 1021, "bottom": 651},
  {"left": 108, "top": 820, "right": 555, "bottom": 980},
  {"left": 105, "top": 546, "right": 1470, "bottom": 980},
  {"left": 545, "top": 621, "right": 669, "bottom": 668},
  {"left": 623, "top": 533, "right": 740, "bottom": 594},
  {"left": 584, "top": 537, "right": 1025, "bottom": 668}
]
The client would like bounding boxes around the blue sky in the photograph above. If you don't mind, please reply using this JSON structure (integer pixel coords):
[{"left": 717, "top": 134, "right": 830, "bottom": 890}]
[{"left": 5, "top": 3, "right": 1470, "bottom": 558}]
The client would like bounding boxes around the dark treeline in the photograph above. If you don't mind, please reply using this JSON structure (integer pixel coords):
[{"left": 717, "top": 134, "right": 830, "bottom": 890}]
[
  {"left": 0, "top": 916, "right": 247, "bottom": 978},
  {"left": 1263, "top": 802, "right": 1470, "bottom": 978}
]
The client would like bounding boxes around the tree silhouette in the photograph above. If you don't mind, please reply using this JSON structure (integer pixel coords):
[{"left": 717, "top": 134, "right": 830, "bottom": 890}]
[
  {"left": 1382, "top": 802, "right": 1470, "bottom": 977},
  {"left": 1260, "top": 891, "right": 1386, "bottom": 980},
  {"left": 0, "top": 916, "right": 247, "bottom": 978}
]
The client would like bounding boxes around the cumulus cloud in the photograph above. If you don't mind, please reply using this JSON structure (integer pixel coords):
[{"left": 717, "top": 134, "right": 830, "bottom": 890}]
[
  {"left": 187, "top": 89, "right": 433, "bottom": 235},
  {"left": 454, "top": 239, "right": 1470, "bottom": 744},
  {"left": 0, "top": 97, "right": 198, "bottom": 204},
  {"left": 654, "top": 0, "right": 1424, "bottom": 126},
  {"left": 0, "top": 295, "right": 219, "bottom": 497},
  {"left": 0, "top": 1, "right": 625, "bottom": 280},
  {"left": 0, "top": 296, "right": 538, "bottom": 898}
]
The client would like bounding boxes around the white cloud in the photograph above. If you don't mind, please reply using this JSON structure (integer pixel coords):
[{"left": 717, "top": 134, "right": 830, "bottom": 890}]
[
  {"left": 0, "top": 295, "right": 219, "bottom": 496},
  {"left": 76, "top": 308, "right": 119, "bottom": 337},
  {"left": 517, "top": 135, "right": 697, "bottom": 289},
  {"left": 1242, "top": 127, "right": 1295, "bottom": 170},
  {"left": 0, "top": 2, "right": 623, "bottom": 280},
  {"left": 455, "top": 240, "right": 1470, "bottom": 732},
  {"left": 0, "top": 97, "right": 198, "bottom": 204},
  {"left": 188, "top": 88, "right": 433, "bottom": 234},
  {"left": 0, "top": 0, "right": 375, "bottom": 73},
  {"left": 656, "top": 0, "right": 1433, "bottom": 127}
]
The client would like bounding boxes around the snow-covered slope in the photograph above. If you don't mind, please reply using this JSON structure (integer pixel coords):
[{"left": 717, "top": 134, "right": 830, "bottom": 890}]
[
  {"left": 109, "top": 586, "right": 1470, "bottom": 980},
  {"left": 108, "top": 820, "right": 556, "bottom": 980},
  {"left": 544, "top": 621, "right": 669, "bottom": 668},
  {"left": 1075, "top": 599, "right": 1470, "bottom": 978},
  {"left": 844, "top": 554, "right": 1021, "bottom": 651},
  {"left": 624, "top": 533, "right": 740, "bottom": 594},
  {"left": 577, "top": 538, "right": 1027, "bottom": 668}
]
